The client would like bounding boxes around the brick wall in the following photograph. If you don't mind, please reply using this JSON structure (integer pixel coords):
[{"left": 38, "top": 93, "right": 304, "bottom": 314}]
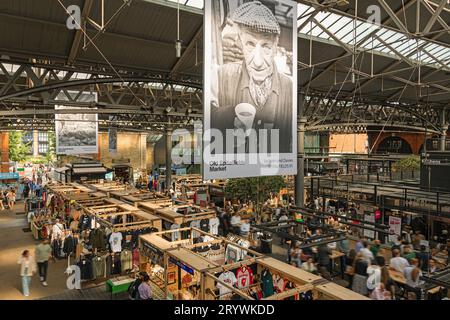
[
  {"left": 329, "top": 134, "right": 368, "bottom": 154},
  {"left": 0, "top": 132, "right": 9, "bottom": 172},
  {"left": 370, "top": 132, "right": 427, "bottom": 155},
  {"left": 98, "top": 132, "right": 148, "bottom": 171}
]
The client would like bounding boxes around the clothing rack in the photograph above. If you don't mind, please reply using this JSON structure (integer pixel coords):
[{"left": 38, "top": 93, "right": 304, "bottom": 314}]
[{"left": 261, "top": 284, "right": 314, "bottom": 300}]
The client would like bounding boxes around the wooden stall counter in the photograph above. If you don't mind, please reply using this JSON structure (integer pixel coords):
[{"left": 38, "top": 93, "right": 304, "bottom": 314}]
[
  {"left": 258, "top": 257, "right": 322, "bottom": 284},
  {"left": 315, "top": 282, "right": 371, "bottom": 300}
]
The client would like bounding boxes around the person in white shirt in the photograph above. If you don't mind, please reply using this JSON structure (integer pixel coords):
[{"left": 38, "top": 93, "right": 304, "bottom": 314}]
[
  {"left": 18, "top": 250, "right": 36, "bottom": 297},
  {"left": 359, "top": 240, "right": 374, "bottom": 264},
  {"left": 366, "top": 264, "right": 381, "bottom": 291},
  {"left": 403, "top": 258, "right": 423, "bottom": 300},
  {"left": 230, "top": 212, "right": 241, "bottom": 235},
  {"left": 240, "top": 220, "right": 250, "bottom": 237},
  {"left": 51, "top": 219, "right": 64, "bottom": 241},
  {"left": 389, "top": 249, "right": 410, "bottom": 272}
]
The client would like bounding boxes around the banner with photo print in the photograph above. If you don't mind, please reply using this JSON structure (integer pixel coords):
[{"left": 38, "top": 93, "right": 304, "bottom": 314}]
[
  {"left": 203, "top": 0, "right": 297, "bottom": 179},
  {"left": 55, "top": 91, "right": 98, "bottom": 155}
]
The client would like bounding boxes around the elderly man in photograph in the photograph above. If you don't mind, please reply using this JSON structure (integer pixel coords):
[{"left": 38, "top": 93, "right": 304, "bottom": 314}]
[{"left": 211, "top": 1, "right": 293, "bottom": 154}]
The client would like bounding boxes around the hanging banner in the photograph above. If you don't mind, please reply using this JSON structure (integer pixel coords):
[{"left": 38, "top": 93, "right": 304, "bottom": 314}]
[
  {"left": 203, "top": 0, "right": 297, "bottom": 179},
  {"left": 55, "top": 91, "right": 98, "bottom": 155},
  {"left": 388, "top": 216, "right": 402, "bottom": 243},
  {"left": 109, "top": 127, "right": 117, "bottom": 154},
  {"left": 364, "top": 214, "right": 375, "bottom": 239}
]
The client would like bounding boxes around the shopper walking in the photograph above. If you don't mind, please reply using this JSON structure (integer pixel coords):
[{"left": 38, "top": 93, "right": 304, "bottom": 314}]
[
  {"left": 0, "top": 189, "right": 5, "bottom": 211},
  {"left": 18, "top": 250, "right": 36, "bottom": 297},
  {"left": 7, "top": 188, "right": 16, "bottom": 210},
  {"left": 35, "top": 239, "right": 52, "bottom": 286}
]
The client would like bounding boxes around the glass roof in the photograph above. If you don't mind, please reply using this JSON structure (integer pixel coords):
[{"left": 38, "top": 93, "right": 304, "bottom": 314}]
[{"left": 157, "top": 0, "right": 450, "bottom": 71}]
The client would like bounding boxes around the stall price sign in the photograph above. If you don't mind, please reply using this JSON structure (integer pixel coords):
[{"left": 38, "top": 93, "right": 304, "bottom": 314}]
[
  {"left": 169, "top": 257, "right": 194, "bottom": 275},
  {"left": 388, "top": 216, "right": 402, "bottom": 243}
]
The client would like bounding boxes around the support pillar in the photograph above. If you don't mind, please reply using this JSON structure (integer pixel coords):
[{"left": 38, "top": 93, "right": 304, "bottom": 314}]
[
  {"left": 33, "top": 130, "right": 39, "bottom": 157},
  {"left": 165, "top": 128, "right": 173, "bottom": 191},
  {"left": 440, "top": 109, "right": 447, "bottom": 151},
  {"left": 295, "top": 117, "right": 307, "bottom": 207},
  {"left": 0, "top": 132, "right": 9, "bottom": 172}
]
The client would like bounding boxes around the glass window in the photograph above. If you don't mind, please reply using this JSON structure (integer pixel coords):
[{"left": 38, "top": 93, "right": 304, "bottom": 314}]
[
  {"left": 38, "top": 143, "right": 48, "bottom": 154},
  {"left": 38, "top": 132, "right": 48, "bottom": 142}
]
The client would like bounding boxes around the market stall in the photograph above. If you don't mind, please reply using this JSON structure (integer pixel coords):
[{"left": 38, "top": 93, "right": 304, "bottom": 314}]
[
  {"left": 139, "top": 228, "right": 367, "bottom": 301},
  {"left": 109, "top": 189, "right": 170, "bottom": 206}
]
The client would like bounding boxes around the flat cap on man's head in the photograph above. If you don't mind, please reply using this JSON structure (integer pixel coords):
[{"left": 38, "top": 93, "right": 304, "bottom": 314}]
[{"left": 231, "top": 1, "right": 281, "bottom": 35}]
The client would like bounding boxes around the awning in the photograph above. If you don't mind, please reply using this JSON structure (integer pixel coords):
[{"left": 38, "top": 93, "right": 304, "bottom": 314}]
[
  {"left": 73, "top": 167, "right": 107, "bottom": 174},
  {"left": 55, "top": 166, "right": 69, "bottom": 173}
]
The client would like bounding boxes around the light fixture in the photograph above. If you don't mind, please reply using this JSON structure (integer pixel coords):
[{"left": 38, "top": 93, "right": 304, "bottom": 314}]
[
  {"left": 175, "top": 0, "right": 182, "bottom": 58},
  {"left": 175, "top": 40, "right": 182, "bottom": 58}
]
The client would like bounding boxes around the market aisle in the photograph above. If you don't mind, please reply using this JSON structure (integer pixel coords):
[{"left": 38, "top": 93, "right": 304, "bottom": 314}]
[{"left": 0, "top": 203, "right": 70, "bottom": 300}]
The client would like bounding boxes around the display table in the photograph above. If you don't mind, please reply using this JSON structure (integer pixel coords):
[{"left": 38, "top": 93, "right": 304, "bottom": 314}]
[
  {"left": 106, "top": 276, "right": 134, "bottom": 300},
  {"left": 330, "top": 250, "right": 346, "bottom": 279},
  {"left": 389, "top": 270, "right": 406, "bottom": 285}
]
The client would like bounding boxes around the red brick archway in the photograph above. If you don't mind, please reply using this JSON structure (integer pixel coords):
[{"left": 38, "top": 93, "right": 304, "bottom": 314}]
[{"left": 370, "top": 132, "right": 426, "bottom": 155}]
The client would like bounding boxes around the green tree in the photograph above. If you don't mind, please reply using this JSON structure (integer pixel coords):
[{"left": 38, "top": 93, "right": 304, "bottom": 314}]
[
  {"left": 45, "top": 131, "right": 57, "bottom": 164},
  {"left": 8, "top": 131, "right": 30, "bottom": 163},
  {"left": 393, "top": 156, "right": 420, "bottom": 171},
  {"left": 226, "top": 176, "right": 286, "bottom": 213}
]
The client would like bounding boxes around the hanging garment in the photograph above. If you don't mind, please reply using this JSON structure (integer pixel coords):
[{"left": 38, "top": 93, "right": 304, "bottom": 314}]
[
  {"left": 105, "top": 254, "right": 112, "bottom": 277},
  {"left": 209, "top": 217, "right": 220, "bottom": 235},
  {"left": 63, "top": 236, "right": 78, "bottom": 255},
  {"left": 92, "top": 255, "right": 106, "bottom": 279},
  {"left": 261, "top": 270, "right": 274, "bottom": 298},
  {"left": 78, "top": 256, "right": 93, "bottom": 280},
  {"left": 190, "top": 220, "right": 201, "bottom": 238},
  {"left": 111, "top": 253, "right": 122, "bottom": 275},
  {"left": 170, "top": 224, "right": 181, "bottom": 241},
  {"left": 225, "top": 244, "right": 241, "bottom": 264},
  {"left": 90, "top": 229, "right": 107, "bottom": 251},
  {"left": 132, "top": 248, "right": 140, "bottom": 268},
  {"left": 236, "top": 266, "right": 254, "bottom": 289},
  {"left": 217, "top": 271, "right": 237, "bottom": 297},
  {"left": 78, "top": 215, "right": 91, "bottom": 231},
  {"left": 120, "top": 250, "right": 133, "bottom": 272},
  {"left": 109, "top": 232, "right": 123, "bottom": 253},
  {"left": 199, "top": 219, "right": 209, "bottom": 232}
]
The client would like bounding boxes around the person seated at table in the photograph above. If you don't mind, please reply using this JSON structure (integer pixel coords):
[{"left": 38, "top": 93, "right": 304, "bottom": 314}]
[
  {"left": 402, "top": 245, "right": 416, "bottom": 263},
  {"left": 403, "top": 258, "right": 423, "bottom": 300},
  {"left": 290, "top": 242, "right": 302, "bottom": 268},
  {"left": 302, "top": 257, "right": 318, "bottom": 274},
  {"left": 370, "top": 239, "right": 381, "bottom": 257},
  {"left": 370, "top": 282, "right": 392, "bottom": 300},
  {"left": 355, "top": 236, "right": 365, "bottom": 253},
  {"left": 416, "top": 245, "right": 431, "bottom": 271},
  {"left": 345, "top": 249, "right": 357, "bottom": 272},
  {"left": 378, "top": 256, "right": 395, "bottom": 299},
  {"left": 351, "top": 252, "right": 369, "bottom": 295},
  {"left": 230, "top": 211, "right": 241, "bottom": 235},
  {"left": 376, "top": 247, "right": 386, "bottom": 260},
  {"left": 428, "top": 259, "right": 440, "bottom": 274},
  {"left": 411, "top": 230, "right": 426, "bottom": 251},
  {"left": 360, "top": 240, "right": 375, "bottom": 265},
  {"left": 390, "top": 249, "right": 410, "bottom": 273},
  {"left": 239, "top": 219, "right": 250, "bottom": 237}
]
